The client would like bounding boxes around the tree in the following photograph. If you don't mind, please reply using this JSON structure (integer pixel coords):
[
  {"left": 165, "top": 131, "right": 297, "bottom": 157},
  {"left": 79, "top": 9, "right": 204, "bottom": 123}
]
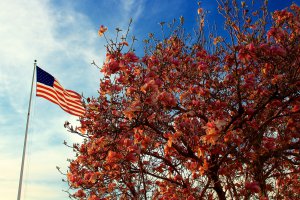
[{"left": 64, "top": 1, "right": 300, "bottom": 199}]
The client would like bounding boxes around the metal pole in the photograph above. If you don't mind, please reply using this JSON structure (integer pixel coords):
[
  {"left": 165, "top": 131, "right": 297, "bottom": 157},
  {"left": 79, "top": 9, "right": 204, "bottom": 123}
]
[{"left": 17, "top": 60, "right": 36, "bottom": 200}]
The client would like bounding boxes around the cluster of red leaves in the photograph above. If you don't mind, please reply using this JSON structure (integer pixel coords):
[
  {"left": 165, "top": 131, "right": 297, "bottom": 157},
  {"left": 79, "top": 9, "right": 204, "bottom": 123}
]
[{"left": 66, "top": 3, "right": 300, "bottom": 200}]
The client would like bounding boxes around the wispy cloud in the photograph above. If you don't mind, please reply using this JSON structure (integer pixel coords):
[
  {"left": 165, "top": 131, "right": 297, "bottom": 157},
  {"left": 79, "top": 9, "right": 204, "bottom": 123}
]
[{"left": 122, "top": 0, "right": 144, "bottom": 22}]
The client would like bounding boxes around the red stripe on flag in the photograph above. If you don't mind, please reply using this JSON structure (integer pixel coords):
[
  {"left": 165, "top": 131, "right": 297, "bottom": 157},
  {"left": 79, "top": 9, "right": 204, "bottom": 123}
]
[
  {"left": 37, "top": 84, "right": 85, "bottom": 112},
  {"left": 36, "top": 87, "right": 85, "bottom": 114},
  {"left": 37, "top": 83, "right": 83, "bottom": 107},
  {"left": 37, "top": 89, "right": 85, "bottom": 116},
  {"left": 37, "top": 93, "right": 84, "bottom": 116},
  {"left": 36, "top": 82, "right": 85, "bottom": 117},
  {"left": 36, "top": 92, "right": 84, "bottom": 116},
  {"left": 54, "top": 81, "right": 82, "bottom": 101}
]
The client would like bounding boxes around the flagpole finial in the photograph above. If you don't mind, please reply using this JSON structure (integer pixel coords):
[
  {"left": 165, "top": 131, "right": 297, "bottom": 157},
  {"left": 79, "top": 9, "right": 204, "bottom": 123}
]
[{"left": 34, "top": 60, "right": 37, "bottom": 63}]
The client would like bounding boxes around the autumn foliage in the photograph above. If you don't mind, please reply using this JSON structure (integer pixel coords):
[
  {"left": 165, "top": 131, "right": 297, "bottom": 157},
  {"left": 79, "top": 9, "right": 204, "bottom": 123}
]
[{"left": 65, "top": 1, "right": 300, "bottom": 199}]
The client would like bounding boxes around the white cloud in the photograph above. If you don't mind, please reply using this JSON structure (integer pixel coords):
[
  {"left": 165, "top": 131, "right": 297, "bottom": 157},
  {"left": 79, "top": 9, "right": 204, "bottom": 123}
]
[{"left": 122, "top": 0, "right": 144, "bottom": 22}]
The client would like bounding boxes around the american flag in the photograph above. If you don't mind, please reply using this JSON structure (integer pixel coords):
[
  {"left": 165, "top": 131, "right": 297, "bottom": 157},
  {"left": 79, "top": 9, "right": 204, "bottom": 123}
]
[{"left": 36, "top": 66, "right": 85, "bottom": 117}]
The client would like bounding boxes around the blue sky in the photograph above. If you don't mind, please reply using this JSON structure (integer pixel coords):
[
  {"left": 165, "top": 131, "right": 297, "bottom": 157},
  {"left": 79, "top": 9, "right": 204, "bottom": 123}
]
[{"left": 0, "top": 0, "right": 298, "bottom": 199}]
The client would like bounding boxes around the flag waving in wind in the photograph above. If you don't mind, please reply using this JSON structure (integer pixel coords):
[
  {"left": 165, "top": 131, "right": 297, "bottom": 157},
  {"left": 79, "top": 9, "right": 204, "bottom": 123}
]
[{"left": 36, "top": 66, "right": 85, "bottom": 117}]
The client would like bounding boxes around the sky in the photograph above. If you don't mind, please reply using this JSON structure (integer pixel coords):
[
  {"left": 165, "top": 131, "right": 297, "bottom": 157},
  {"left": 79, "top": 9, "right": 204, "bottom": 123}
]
[{"left": 0, "top": 0, "right": 298, "bottom": 199}]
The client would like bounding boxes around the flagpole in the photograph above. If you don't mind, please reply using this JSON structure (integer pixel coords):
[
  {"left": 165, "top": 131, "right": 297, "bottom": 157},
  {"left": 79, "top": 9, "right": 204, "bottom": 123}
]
[{"left": 17, "top": 60, "right": 36, "bottom": 200}]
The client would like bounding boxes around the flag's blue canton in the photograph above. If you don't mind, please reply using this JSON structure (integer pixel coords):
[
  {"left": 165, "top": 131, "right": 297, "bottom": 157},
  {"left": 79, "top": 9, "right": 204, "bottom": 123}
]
[{"left": 37, "top": 66, "right": 54, "bottom": 87}]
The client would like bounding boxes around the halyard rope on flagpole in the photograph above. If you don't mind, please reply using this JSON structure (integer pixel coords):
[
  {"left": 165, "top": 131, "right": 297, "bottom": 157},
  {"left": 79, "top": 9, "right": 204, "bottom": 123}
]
[{"left": 17, "top": 60, "right": 36, "bottom": 200}]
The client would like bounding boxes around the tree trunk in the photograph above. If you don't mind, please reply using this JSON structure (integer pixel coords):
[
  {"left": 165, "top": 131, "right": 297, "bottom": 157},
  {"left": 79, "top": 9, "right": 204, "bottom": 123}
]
[{"left": 210, "top": 168, "right": 226, "bottom": 200}]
